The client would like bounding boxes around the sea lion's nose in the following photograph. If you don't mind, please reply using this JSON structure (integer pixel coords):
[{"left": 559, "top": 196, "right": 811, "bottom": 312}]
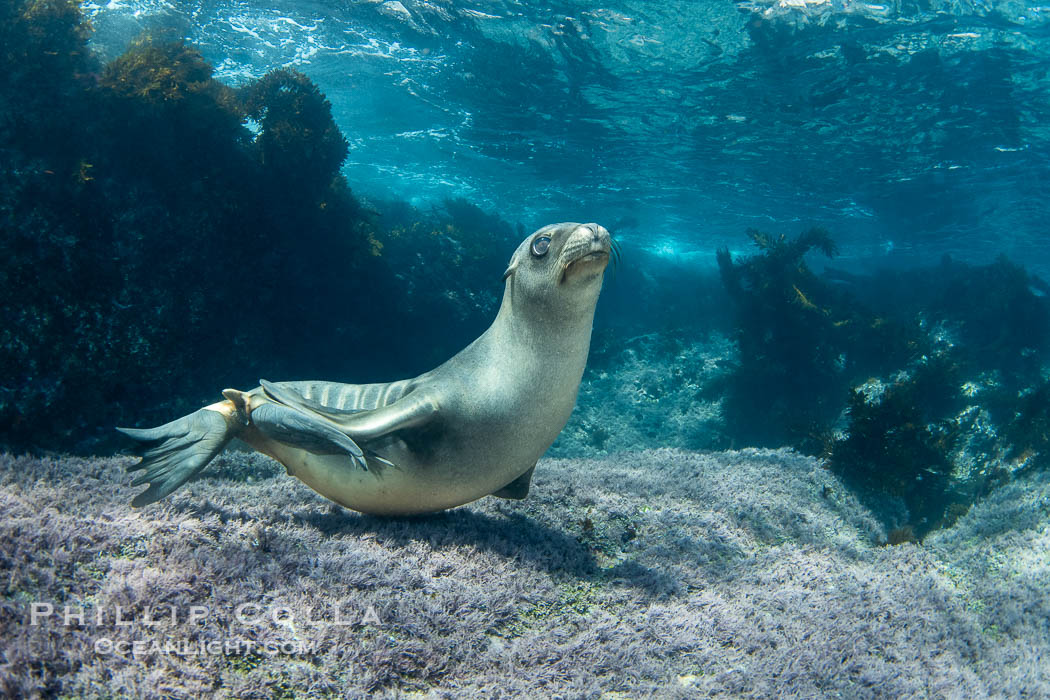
[{"left": 583, "top": 223, "right": 603, "bottom": 241}]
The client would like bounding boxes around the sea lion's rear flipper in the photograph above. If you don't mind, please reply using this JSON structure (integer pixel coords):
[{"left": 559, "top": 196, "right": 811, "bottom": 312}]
[
  {"left": 260, "top": 379, "right": 440, "bottom": 442},
  {"left": 249, "top": 401, "right": 369, "bottom": 471},
  {"left": 118, "top": 408, "right": 238, "bottom": 507},
  {"left": 491, "top": 464, "right": 536, "bottom": 500}
]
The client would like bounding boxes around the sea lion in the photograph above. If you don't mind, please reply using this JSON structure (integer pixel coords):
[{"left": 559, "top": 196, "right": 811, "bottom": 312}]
[{"left": 118, "top": 222, "right": 611, "bottom": 515}]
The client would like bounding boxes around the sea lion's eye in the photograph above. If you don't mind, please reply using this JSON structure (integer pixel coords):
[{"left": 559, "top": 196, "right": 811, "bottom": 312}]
[{"left": 531, "top": 236, "right": 551, "bottom": 257}]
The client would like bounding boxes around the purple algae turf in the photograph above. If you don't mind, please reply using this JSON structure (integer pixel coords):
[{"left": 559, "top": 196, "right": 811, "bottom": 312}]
[{"left": 0, "top": 448, "right": 1047, "bottom": 697}]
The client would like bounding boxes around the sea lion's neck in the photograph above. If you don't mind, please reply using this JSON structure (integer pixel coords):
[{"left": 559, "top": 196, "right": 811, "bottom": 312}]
[{"left": 486, "top": 283, "right": 598, "bottom": 365}]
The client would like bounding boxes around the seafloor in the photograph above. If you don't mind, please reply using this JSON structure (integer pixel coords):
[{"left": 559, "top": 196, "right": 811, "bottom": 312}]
[{"left": 2, "top": 448, "right": 1048, "bottom": 698}]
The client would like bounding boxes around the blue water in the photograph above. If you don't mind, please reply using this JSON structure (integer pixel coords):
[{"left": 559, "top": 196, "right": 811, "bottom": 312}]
[{"left": 83, "top": 0, "right": 1050, "bottom": 275}]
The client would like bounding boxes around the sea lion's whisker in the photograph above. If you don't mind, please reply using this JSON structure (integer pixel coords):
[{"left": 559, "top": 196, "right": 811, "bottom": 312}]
[{"left": 609, "top": 238, "right": 622, "bottom": 270}]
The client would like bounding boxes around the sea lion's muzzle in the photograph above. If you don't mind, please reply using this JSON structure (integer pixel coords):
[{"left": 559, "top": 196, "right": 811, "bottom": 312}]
[{"left": 560, "top": 224, "right": 611, "bottom": 283}]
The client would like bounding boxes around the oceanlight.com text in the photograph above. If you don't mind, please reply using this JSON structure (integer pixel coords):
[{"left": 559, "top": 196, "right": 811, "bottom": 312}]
[{"left": 93, "top": 637, "right": 321, "bottom": 658}]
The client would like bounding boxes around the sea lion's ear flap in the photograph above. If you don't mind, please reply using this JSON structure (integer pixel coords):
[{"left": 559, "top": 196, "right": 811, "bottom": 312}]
[{"left": 501, "top": 263, "right": 517, "bottom": 281}]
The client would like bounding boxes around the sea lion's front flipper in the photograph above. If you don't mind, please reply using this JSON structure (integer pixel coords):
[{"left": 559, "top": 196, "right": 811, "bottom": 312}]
[
  {"left": 118, "top": 407, "right": 239, "bottom": 507},
  {"left": 258, "top": 380, "right": 363, "bottom": 418},
  {"left": 329, "top": 390, "right": 441, "bottom": 441},
  {"left": 260, "top": 379, "right": 440, "bottom": 442},
  {"left": 491, "top": 464, "right": 536, "bottom": 500},
  {"left": 249, "top": 402, "right": 369, "bottom": 471}
]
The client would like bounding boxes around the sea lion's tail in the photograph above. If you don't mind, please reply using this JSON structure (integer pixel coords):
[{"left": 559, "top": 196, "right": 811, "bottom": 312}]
[{"left": 117, "top": 406, "right": 240, "bottom": 507}]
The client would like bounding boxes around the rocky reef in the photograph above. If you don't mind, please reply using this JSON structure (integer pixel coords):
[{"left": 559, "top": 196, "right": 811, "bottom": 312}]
[
  {"left": 3, "top": 448, "right": 1048, "bottom": 697},
  {"left": 712, "top": 229, "right": 1050, "bottom": 536}
]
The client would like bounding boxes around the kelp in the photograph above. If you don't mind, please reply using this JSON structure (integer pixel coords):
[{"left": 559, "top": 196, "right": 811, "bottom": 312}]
[{"left": 0, "top": 1, "right": 519, "bottom": 452}]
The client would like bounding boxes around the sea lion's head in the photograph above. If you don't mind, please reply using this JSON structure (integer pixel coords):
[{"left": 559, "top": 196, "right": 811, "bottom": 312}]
[{"left": 502, "top": 223, "right": 611, "bottom": 319}]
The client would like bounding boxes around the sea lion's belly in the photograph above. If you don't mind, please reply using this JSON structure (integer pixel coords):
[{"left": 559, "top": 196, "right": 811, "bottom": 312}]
[{"left": 242, "top": 415, "right": 543, "bottom": 515}]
